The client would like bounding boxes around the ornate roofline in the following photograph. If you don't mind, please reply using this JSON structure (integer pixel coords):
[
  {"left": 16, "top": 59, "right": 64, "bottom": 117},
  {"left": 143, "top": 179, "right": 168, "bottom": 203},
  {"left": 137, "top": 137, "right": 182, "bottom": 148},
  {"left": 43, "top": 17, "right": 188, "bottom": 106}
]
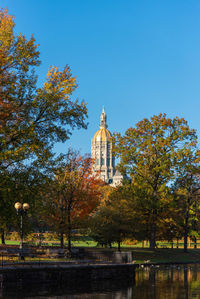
[{"left": 100, "top": 106, "right": 107, "bottom": 129}]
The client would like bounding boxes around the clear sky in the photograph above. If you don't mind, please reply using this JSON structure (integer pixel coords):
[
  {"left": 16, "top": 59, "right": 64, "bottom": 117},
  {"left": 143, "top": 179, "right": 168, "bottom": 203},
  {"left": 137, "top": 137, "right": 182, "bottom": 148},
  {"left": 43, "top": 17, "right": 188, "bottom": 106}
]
[{"left": 2, "top": 0, "right": 200, "bottom": 155}]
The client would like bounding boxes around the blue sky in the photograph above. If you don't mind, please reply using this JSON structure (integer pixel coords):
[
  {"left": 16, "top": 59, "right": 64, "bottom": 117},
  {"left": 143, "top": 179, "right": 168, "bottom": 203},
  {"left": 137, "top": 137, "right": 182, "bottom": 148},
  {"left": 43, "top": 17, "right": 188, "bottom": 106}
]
[{"left": 2, "top": 0, "right": 200, "bottom": 155}]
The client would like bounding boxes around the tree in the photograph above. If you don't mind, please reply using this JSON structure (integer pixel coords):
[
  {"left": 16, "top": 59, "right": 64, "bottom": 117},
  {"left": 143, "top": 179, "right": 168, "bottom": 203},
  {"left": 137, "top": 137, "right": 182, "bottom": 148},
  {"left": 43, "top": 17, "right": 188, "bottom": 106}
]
[
  {"left": 0, "top": 8, "right": 88, "bottom": 237},
  {"left": 42, "top": 149, "right": 102, "bottom": 251},
  {"left": 172, "top": 147, "right": 200, "bottom": 252},
  {"left": 0, "top": 8, "right": 87, "bottom": 170},
  {"left": 90, "top": 184, "right": 136, "bottom": 251},
  {"left": 0, "top": 171, "right": 17, "bottom": 243},
  {"left": 123, "top": 178, "right": 174, "bottom": 246},
  {"left": 113, "top": 114, "right": 199, "bottom": 249},
  {"left": 0, "top": 165, "right": 46, "bottom": 243}
]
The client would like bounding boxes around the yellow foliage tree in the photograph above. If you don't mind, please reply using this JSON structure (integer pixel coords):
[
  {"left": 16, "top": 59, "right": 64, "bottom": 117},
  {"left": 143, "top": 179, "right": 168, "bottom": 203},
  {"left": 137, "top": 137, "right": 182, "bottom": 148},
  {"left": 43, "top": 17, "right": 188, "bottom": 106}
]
[{"left": 0, "top": 9, "right": 87, "bottom": 170}]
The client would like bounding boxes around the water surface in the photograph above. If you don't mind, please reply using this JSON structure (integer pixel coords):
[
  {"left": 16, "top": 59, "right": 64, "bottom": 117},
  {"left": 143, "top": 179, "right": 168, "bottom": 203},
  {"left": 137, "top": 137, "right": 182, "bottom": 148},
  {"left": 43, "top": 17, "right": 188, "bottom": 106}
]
[{"left": 3, "top": 264, "right": 200, "bottom": 298}]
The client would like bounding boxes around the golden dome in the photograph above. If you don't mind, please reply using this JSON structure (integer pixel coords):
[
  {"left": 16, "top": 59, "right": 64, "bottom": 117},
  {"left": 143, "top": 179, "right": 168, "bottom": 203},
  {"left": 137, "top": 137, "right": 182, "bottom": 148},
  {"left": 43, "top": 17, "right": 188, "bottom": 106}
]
[{"left": 92, "top": 128, "right": 112, "bottom": 142}]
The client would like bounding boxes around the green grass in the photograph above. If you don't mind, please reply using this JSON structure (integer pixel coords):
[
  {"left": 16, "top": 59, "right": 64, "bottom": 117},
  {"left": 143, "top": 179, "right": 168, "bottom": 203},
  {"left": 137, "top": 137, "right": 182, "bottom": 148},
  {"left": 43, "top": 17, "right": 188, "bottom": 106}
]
[
  {"left": 3, "top": 240, "right": 98, "bottom": 247},
  {"left": 131, "top": 248, "right": 200, "bottom": 264},
  {"left": 1, "top": 243, "right": 200, "bottom": 264},
  {"left": 4, "top": 240, "right": 20, "bottom": 245},
  {"left": 2, "top": 239, "right": 198, "bottom": 249},
  {"left": 71, "top": 240, "right": 97, "bottom": 247},
  {"left": 3, "top": 236, "right": 200, "bottom": 265}
]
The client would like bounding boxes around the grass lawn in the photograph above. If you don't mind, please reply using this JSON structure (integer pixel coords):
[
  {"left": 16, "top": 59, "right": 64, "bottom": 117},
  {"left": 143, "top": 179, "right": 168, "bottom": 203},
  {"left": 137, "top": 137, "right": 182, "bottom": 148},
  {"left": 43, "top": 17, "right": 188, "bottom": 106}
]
[
  {"left": 1, "top": 242, "right": 200, "bottom": 264},
  {"left": 4, "top": 236, "right": 200, "bottom": 265},
  {"left": 3, "top": 239, "right": 199, "bottom": 249},
  {"left": 131, "top": 248, "right": 200, "bottom": 264},
  {"left": 5, "top": 240, "right": 20, "bottom": 245}
]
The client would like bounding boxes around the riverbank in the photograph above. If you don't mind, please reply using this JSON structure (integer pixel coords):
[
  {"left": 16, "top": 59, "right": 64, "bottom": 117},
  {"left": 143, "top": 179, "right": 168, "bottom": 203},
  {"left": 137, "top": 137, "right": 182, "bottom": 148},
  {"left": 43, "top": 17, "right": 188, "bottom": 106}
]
[
  {"left": 0, "top": 263, "right": 137, "bottom": 298},
  {"left": 0, "top": 258, "right": 199, "bottom": 296},
  {"left": 0, "top": 261, "right": 198, "bottom": 298},
  {"left": 1, "top": 246, "right": 200, "bottom": 264},
  {"left": 131, "top": 248, "right": 200, "bottom": 264},
  {"left": 72, "top": 247, "right": 200, "bottom": 264}
]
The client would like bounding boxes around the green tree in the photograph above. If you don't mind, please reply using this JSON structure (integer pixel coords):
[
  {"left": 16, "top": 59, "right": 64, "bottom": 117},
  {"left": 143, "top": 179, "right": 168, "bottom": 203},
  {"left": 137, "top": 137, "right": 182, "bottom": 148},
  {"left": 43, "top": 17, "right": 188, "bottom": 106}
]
[
  {"left": 0, "top": 8, "right": 87, "bottom": 170},
  {"left": 113, "top": 114, "right": 199, "bottom": 249},
  {"left": 0, "top": 8, "right": 88, "bottom": 237},
  {"left": 0, "top": 166, "right": 46, "bottom": 243},
  {"left": 90, "top": 184, "right": 135, "bottom": 251},
  {"left": 172, "top": 174, "right": 200, "bottom": 252},
  {"left": 174, "top": 143, "right": 200, "bottom": 252}
]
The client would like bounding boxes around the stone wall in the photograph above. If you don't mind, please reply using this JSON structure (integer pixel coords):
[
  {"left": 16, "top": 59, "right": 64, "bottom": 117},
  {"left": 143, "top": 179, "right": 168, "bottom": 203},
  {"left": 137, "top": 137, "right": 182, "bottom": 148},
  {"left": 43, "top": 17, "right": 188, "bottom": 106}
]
[
  {"left": 0, "top": 264, "right": 137, "bottom": 296},
  {"left": 82, "top": 249, "right": 133, "bottom": 263}
]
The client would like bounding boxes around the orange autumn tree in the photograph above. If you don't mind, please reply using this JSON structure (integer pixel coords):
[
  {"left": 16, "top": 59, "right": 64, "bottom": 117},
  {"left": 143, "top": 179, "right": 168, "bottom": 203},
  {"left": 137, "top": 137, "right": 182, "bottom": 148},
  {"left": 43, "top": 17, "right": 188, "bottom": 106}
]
[{"left": 42, "top": 149, "right": 102, "bottom": 251}]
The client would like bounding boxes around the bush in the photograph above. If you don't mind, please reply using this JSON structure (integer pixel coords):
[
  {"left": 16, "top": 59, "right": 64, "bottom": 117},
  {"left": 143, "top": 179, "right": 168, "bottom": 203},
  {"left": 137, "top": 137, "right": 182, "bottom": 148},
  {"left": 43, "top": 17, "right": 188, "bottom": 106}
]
[
  {"left": 6, "top": 232, "right": 20, "bottom": 241},
  {"left": 123, "top": 239, "right": 138, "bottom": 246}
]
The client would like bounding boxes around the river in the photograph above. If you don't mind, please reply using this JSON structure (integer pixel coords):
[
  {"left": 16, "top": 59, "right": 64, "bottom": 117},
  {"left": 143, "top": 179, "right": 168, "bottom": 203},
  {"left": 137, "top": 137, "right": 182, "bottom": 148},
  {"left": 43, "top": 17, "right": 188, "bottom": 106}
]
[{"left": 2, "top": 264, "right": 200, "bottom": 298}]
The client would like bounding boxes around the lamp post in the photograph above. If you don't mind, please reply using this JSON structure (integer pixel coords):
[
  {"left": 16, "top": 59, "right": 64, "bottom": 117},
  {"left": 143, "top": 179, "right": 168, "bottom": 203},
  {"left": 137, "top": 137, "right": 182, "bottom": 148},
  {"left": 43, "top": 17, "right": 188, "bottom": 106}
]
[{"left": 14, "top": 202, "right": 29, "bottom": 258}]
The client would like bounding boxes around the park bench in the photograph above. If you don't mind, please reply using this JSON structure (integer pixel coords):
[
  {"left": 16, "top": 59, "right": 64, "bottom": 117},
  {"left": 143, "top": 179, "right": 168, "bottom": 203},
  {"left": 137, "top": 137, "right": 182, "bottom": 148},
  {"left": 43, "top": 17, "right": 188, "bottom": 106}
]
[{"left": 5, "top": 247, "right": 36, "bottom": 258}]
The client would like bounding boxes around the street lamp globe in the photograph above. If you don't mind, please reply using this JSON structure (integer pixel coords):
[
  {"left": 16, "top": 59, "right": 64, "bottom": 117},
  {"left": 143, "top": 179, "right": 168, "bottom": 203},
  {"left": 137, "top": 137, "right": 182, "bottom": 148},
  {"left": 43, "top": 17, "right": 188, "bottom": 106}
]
[
  {"left": 14, "top": 202, "right": 22, "bottom": 210},
  {"left": 23, "top": 203, "right": 30, "bottom": 211},
  {"left": 14, "top": 201, "right": 30, "bottom": 257}
]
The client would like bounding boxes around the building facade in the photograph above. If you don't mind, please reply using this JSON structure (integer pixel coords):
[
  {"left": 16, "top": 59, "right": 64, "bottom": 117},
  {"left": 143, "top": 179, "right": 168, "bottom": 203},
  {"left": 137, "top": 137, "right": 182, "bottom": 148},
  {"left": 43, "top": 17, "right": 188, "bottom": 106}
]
[{"left": 91, "top": 107, "right": 123, "bottom": 186}]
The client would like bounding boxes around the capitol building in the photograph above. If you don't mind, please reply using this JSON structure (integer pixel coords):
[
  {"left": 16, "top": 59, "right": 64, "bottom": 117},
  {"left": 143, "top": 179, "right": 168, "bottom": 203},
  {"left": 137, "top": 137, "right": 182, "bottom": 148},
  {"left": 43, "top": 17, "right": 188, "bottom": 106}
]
[{"left": 91, "top": 107, "right": 123, "bottom": 186}]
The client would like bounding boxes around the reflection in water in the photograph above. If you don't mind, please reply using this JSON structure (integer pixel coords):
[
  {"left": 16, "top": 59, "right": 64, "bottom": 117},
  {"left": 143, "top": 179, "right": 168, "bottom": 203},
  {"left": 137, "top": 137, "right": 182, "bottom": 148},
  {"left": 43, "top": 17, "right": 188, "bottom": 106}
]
[
  {"left": 134, "top": 264, "right": 200, "bottom": 299},
  {"left": 184, "top": 267, "right": 188, "bottom": 299},
  {"left": 2, "top": 264, "right": 200, "bottom": 298},
  {"left": 2, "top": 275, "right": 135, "bottom": 298}
]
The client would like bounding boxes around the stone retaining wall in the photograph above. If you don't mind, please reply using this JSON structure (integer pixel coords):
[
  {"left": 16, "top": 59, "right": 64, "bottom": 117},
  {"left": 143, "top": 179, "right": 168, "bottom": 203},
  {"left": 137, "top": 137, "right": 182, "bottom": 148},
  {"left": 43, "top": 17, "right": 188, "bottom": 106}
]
[
  {"left": 0, "top": 263, "right": 137, "bottom": 296},
  {"left": 0, "top": 263, "right": 136, "bottom": 297},
  {"left": 83, "top": 250, "right": 133, "bottom": 263},
  {"left": 0, "top": 247, "right": 134, "bottom": 263},
  {"left": 0, "top": 263, "right": 136, "bottom": 283}
]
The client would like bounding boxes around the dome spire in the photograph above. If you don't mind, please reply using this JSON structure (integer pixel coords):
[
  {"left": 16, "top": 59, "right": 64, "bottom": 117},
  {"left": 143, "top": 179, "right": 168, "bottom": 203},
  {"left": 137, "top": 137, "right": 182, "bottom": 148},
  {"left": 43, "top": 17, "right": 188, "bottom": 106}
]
[{"left": 100, "top": 106, "right": 107, "bottom": 129}]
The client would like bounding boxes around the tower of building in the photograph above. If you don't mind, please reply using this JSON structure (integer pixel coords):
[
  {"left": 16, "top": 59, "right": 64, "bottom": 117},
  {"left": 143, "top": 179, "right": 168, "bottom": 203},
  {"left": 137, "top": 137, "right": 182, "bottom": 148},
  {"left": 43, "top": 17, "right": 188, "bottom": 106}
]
[{"left": 91, "top": 107, "right": 114, "bottom": 183}]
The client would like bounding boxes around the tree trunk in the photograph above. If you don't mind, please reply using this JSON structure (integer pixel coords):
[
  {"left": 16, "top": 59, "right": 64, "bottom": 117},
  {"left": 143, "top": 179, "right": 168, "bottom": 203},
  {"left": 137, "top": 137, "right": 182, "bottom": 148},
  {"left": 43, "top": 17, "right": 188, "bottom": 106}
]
[
  {"left": 184, "top": 226, "right": 188, "bottom": 253},
  {"left": 1, "top": 229, "right": 5, "bottom": 245},
  {"left": 194, "top": 237, "right": 197, "bottom": 249},
  {"left": 176, "top": 238, "right": 179, "bottom": 249},
  {"left": 184, "top": 231, "right": 188, "bottom": 252},
  {"left": 150, "top": 194, "right": 157, "bottom": 250},
  {"left": 184, "top": 206, "right": 189, "bottom": 253},
  {"left": 67, "top": 207, "right": 72, "bottom": 253},
  {"left": 149, "top": 224, "right": 156, "bottom": 249},
  {"left": 117, "top": 240, "right": 121, "bottom": 252},
  {"left": 60, "top": 232, "right": 64, "bottom": 248}
]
